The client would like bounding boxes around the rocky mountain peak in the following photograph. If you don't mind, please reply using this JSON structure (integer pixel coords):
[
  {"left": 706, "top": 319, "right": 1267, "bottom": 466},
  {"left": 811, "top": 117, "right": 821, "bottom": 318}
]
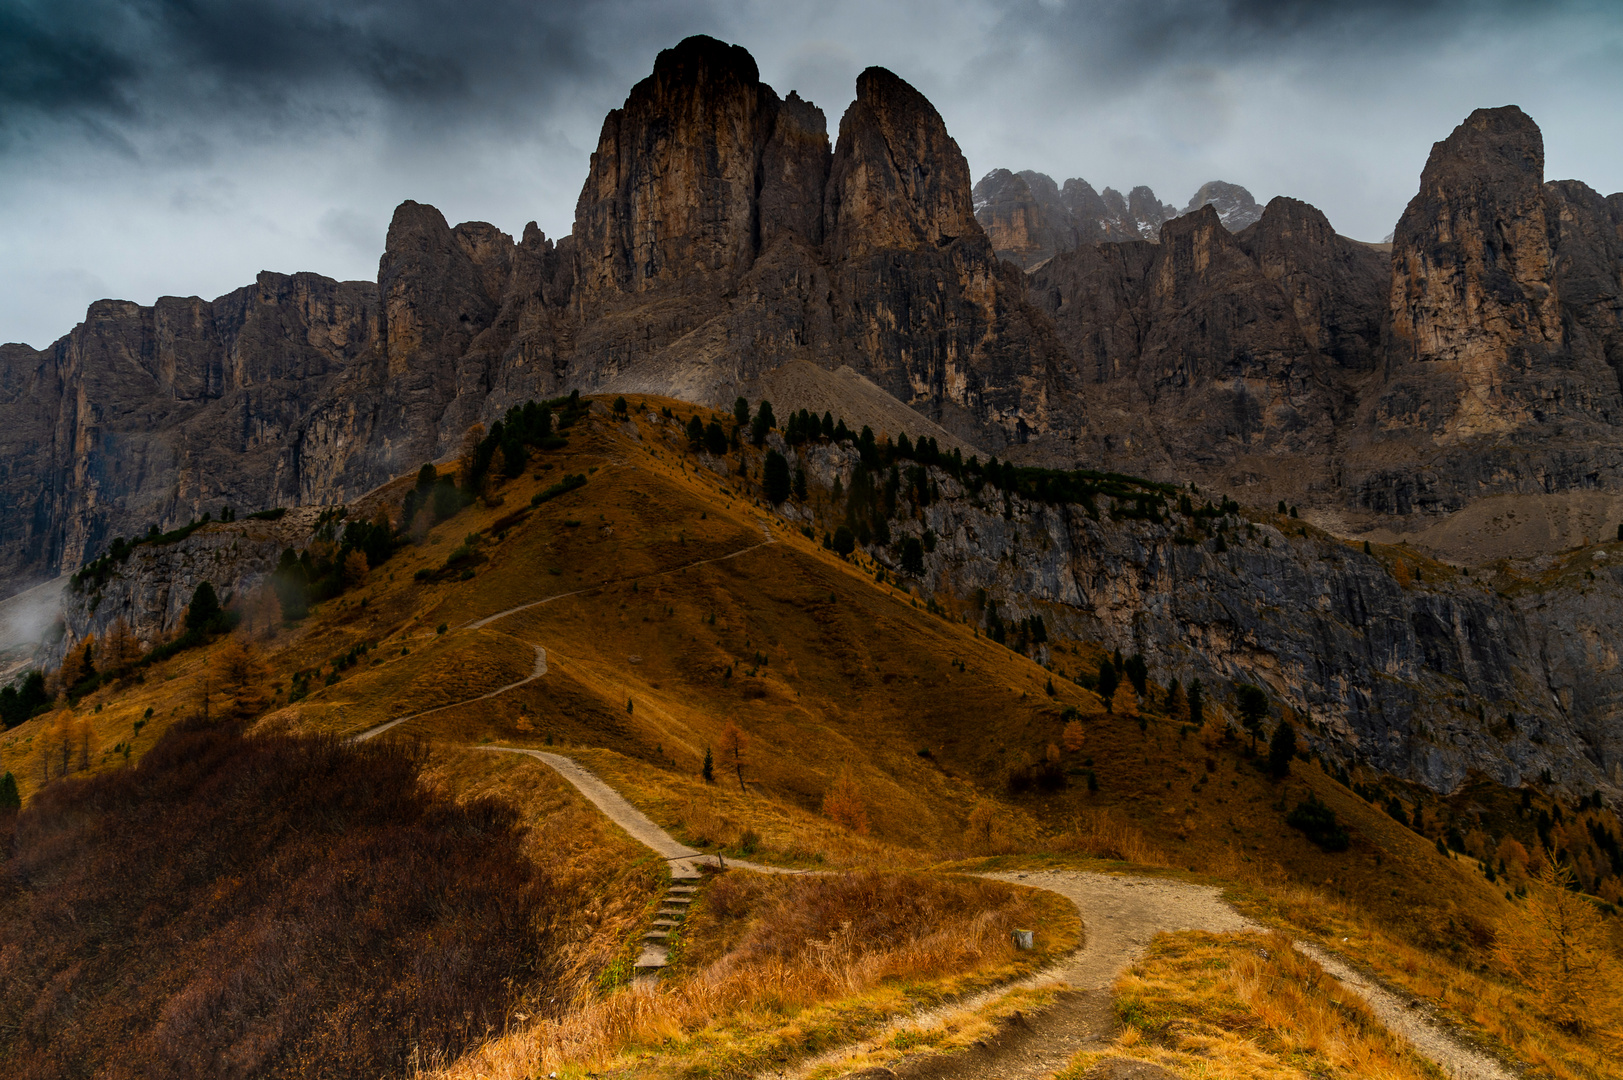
[
  {"left": 573, "top": 35, "right": 786, "bottom": 304},
  {"left": 1385, "top": 105, "right": 1570, "bottom": 422},
  {"left": 1182, "top": 180, "right": 1263, "bottom": 231},
  {"left": 825, "top": 66, "right": 981, "bottom": 258},
  {"left": 974, "top": 170, "right": 1263, "bottom": 267}
]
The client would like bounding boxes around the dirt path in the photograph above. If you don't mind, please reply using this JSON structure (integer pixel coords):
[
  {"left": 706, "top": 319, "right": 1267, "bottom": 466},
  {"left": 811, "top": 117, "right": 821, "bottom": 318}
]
[
  {"left": 497, "top": 754, "right": 1516, "bottom": 1080},
  {"left": 776, "top": 872, "right": 1257, "bottom": 1080},
  {"left": 467, "top": 526, "right": 775, "bottom": 630},
  {"left": 484, "top": 746, "right": 803, "bottom": 877},
  {"left": 349, "top": 644, "right": 547, "bottom": 742},
  {"left": 1296, "top": 942, "right": 1515, "bottom": 1080}
]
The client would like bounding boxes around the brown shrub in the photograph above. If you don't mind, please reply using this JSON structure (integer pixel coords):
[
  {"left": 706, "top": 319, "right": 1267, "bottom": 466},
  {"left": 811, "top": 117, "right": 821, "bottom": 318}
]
[{"left": 0, "top": 720, "right": 560, "bottom": 1080}]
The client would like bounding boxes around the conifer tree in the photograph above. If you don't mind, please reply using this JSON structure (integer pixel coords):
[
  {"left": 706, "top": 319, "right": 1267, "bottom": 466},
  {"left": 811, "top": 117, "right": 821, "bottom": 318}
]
[
  {"left": 702, "top": 746, "right": 714, "bottom": 783},
  {"left": 1236, "top": 683, "right": 1269, "bottom": 752},
  {"left": 792, "top": 466, "right": 808, "bottom": 501},
  {"left": 762, "top": 449, "right": 791, "bottom": 504},
  {"left": 822, "top": 411, "right": 835, "bottom": 438},
  {"left": 0, "top": 771, "right": 18, "bottom": 811},
  {"left": 1268, "top": 719, "right": 1296, "bottom": 778},
  {"left": 720, "top": 723, "right": 748, "bottom": 790},
  {"left": 734, "top": 397, "right": 751, "bottom": 428},
  {"left": 185, "top": 581, "right": 223, "bottom": 633},
  {"left": 1097, "top": 659, "right": 1119, "bottom": 706}
]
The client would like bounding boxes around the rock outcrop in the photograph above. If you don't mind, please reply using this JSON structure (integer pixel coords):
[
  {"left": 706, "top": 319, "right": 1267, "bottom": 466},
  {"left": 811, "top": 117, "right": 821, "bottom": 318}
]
[{"left": 1347, "top": 106, "right": 1623, "bottom": 516}]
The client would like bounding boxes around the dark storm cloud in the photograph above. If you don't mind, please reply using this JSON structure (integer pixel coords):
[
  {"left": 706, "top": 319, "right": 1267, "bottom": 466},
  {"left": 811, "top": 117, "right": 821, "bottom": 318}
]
[
  {"left": 983, "top": 0, "right": 1594, "bottom": 81},
  {"left": 0, "top": 0, "right": 611, "bottom": 137},
  {"left": 0, "top": 0, "right": 1595, "bottom": 139}
]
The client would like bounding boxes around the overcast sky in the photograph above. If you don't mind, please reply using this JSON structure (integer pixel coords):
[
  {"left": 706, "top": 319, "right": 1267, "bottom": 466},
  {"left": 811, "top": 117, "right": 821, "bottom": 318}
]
[{"left": 3, "top": 0, "right": 1621, "bottom": 349}]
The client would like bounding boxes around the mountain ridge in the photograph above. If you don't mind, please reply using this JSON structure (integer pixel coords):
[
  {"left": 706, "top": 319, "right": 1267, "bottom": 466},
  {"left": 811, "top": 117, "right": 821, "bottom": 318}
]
[{"left": 4, "top": 41, "right": 1623, "bottom": 610}]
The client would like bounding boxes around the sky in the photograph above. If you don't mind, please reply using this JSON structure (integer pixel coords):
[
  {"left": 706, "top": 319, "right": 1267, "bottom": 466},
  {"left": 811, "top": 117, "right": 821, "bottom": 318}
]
[{"left": 3, "top": 0, "right": 1622, "bottom": 350}]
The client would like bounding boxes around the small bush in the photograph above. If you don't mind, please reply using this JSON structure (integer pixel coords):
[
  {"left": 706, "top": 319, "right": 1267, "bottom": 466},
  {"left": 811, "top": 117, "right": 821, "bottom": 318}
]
[
  {"left": 531, "top": 473, "right": 586, "bottom": 506},
  {"left": 1286, "top": 794, "right": 1351, "bottom": 851}
]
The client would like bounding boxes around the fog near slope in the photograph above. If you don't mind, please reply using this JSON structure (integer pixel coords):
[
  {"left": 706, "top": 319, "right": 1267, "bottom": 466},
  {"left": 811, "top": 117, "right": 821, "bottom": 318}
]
[{"left": 0, "top": 576, "right": 67, "bottom": 680}]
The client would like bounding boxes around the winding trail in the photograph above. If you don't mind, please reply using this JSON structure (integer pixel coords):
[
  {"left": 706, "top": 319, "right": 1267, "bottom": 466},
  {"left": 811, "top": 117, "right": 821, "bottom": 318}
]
[
  {"left": 494, "top": 750, "right": 1515, "bottom": 1080},
  {"left": 349, "top": 644, "right": 547, "bottom": 742},
  {"left": 353, "top": 525, "right": 778, "bottom": 743},
  {"left": 480, "top": 747, "right": 803, "bottom": 878},
  {"left": 467, "top": 526, "right": 775, "bottom": 630}
]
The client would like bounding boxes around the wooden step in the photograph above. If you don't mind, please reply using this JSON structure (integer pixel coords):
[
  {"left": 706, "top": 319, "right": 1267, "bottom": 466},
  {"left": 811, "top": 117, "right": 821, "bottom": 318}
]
[
  {"left": 651, "top": 918, "right": 681, "bottom": 929},
  {"left": 633, "top": 945, "right": 668, "bottom": 970},
  {"left": 667, "top": 885, "right": 699, "bottom": 894},
  {"left": 661, "top": 896, "right": 692, "bottom": 906},
  {"left": 643, "top": 930, "right": 672, "bottom": 942}
]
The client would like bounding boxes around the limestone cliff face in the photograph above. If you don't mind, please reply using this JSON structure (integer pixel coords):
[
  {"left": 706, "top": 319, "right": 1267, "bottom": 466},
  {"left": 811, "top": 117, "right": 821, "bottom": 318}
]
[
  {"left": 573, "top": 37, "right": 783, "bottom": 304},
  {"left": 0, "top": 275, "right": 380, "bottom": 595},
  {"left": 824, "top": 68, "right": 980, "bottom": 258},
  {"left": 1027, "top": 199, "right": 1387, "bottom": 484},
  {"left": 794, "top": 440, "right": 1622, "bottom": 799},
  {"left": 1349, "top": 106, "right": 1623, "bottom": 516}
]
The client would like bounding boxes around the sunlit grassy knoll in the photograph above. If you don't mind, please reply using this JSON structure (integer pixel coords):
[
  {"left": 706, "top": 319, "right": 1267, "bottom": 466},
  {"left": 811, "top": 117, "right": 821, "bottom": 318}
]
[
  {"left": 429, "top": 868, "right": 1076, "bottom": 1080},
  {"left": 1058, "top": 930, "right": 1441, "bottom": 1080}
]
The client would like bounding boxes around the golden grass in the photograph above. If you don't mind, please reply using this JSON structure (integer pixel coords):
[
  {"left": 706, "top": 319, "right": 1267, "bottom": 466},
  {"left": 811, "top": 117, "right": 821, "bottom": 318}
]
[
  {"left": 802, "top": 984, "right": 1062, "bottom": 1080},
  {"left": 1058, "top": 930, "right": 1438, "bottom": 1080},
  {"left": 1236, "top": 882, "right": 1623, "bottom": 1080},
  {"left": 428, "top": 870, "right": 1074, "bottom": 1080}
]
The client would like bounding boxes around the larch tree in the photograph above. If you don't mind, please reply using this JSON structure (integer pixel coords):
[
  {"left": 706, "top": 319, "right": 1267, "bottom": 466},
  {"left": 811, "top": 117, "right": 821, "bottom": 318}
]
[
  {"left": 1062, "top": 719, "right": 1086, "bottom": 753},
  {"left": 720, "top": 722, "right": 748, "bottom": 791},
  {"left": 343, "top": 548, "right": 371, "bottom": 590},
  {"left": 822, "top": 769, "right": 869, "bottom": 834},
  {"left": 212, "top": 635, "right": 270, "bottom": 718},
  {"left": 1494, "top": 859, "right": 1619, "bottom": 1033},
  {"left": 1110, "top": 681, "right": 1138, "bottom": 721}
]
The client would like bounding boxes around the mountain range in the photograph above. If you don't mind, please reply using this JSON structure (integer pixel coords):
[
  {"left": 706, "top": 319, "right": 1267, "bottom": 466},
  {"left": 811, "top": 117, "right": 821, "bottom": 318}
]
[
  {"left": 3, "top": 34, "right": 1623, "bottom": 601},
  {"left": 973, "top": 170, "right": 1264, "bottom": 267}
]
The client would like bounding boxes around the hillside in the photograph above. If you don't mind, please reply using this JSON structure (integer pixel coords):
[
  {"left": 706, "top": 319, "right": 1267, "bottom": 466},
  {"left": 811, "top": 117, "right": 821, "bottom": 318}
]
[{"left": 2, "top": 395, "right": 1618, "bottom": 1077}]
